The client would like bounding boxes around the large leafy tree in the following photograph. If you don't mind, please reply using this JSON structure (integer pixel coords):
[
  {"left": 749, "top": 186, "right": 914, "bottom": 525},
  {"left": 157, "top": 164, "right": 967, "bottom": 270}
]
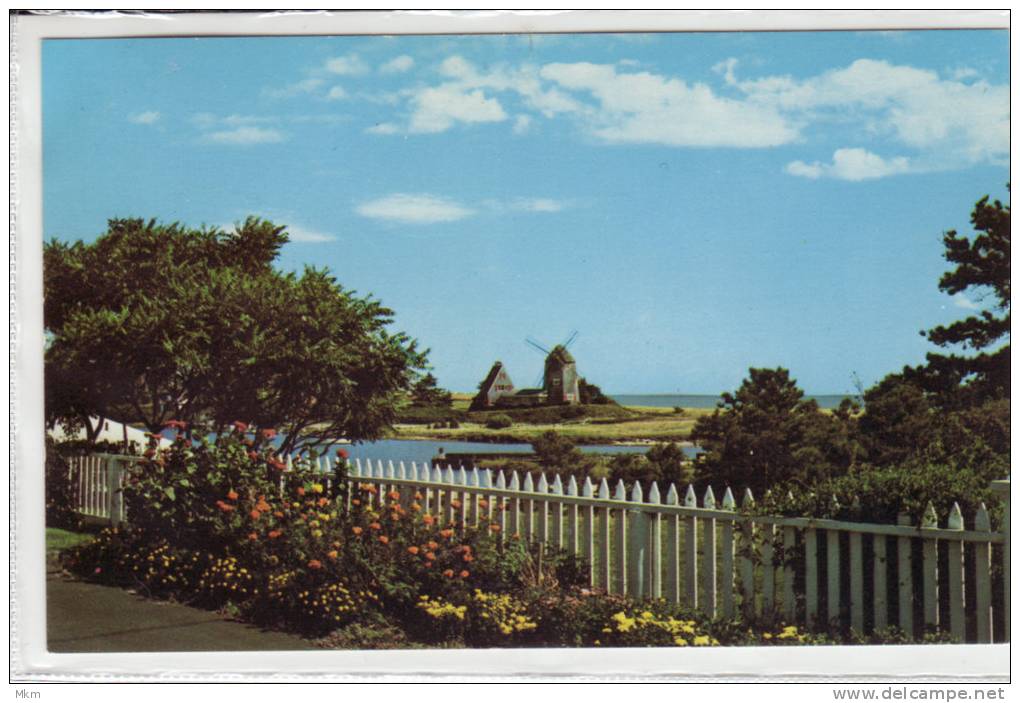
[
  {"left": 920, "top": 191, "right": 1010, "bottom": 402},
  {"left": 691, "top": 368, "right": 861, "bottom": 494},
  {"left": 44, "top": 217, "right": 426, "bottom": 454}
]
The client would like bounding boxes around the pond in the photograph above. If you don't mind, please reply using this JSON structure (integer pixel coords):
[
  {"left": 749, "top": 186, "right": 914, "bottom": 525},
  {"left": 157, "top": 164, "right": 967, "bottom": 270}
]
[{"left": 333, "top": 438, "right": 700, "bottom": 467}]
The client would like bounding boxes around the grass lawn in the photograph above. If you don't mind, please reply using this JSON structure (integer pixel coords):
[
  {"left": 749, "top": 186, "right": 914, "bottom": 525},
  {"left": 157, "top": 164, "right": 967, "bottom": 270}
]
[
  {"left": 46, "top": 527, "right": 94, "bottom": 555},
  {"left": 391, "top": 405, "right": 714, "bottom": 445}
]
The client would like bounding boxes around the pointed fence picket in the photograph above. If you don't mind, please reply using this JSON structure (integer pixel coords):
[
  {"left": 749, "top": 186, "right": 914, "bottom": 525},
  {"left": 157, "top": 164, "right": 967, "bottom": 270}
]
[{"left": 65, "top": 453, "right": 1010, "bottom": 644}]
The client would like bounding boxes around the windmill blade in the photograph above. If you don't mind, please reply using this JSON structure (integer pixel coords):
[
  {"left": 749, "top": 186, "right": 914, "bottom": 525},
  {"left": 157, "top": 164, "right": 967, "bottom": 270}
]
[
  {"left": 525, "top": 337, "right": 550, "bottom": 355},
  {"left": 563, "top": 330, "right": 579, "bottom": 349}
]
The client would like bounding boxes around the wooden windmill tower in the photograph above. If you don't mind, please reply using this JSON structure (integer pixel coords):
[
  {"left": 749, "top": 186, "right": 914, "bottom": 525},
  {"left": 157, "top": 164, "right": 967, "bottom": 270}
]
[{"left": 525, "top": 332, "right": 581, "bottom": 405}]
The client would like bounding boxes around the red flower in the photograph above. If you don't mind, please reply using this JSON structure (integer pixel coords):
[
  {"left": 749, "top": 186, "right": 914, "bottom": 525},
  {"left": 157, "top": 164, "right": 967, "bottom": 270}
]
[
  {"left": 216, "top": 500, "right": 235, "bottom": 513},
  {"left": 250, "top": 509, "right": 261, "bottom": 520},
  {"left": 248, "top": 532, "right": 258, "bottom": 541},
  {"left": 268, "top": 530, "right": 281, "bottom": 539},
  {"left": 232, "top": 421, "right": 249, "bottom": 432},
  {"left": 425, "top": 551, "right": 436, "bottom": 561},
  {"left": 318, "top": 497, "right": 329, "bottom": 507},
  {"left": 226, "top": 490, "right": 239, "bottom": 501},
  {"left": 307, "top": 559, "right": 322, "bottom": 570},
  {"left": 443, "top": 569, "right": 455, "bottom": 578},
  {"left": 439, "top": 529, "right": 454, "bottom": 539},
  {"left": 261, "top": 428, "right": 277, "bottom": 440},
  {"left": 369, "top": 522, "right": 381, "bottom": 531},
  {"left": 407, "top": 546, "right": 420, "bottom": 555},
  {"left": 247, "top": 451, "right": 259, "bottom": 461},
  {"left": 336, "top": 448, "right": 349, "bottom": 459},
  {"left": 463, "top": 554, "right": 474, "bottom": 563},
  {"left": 164, "top": 420, "right": 187, "bottom": 430},
  {"left": 296, "top": 487, "right": 305, "bottom": 496},
  {"left": 459, "top": 570, "right": 470, "bottom": 579}
]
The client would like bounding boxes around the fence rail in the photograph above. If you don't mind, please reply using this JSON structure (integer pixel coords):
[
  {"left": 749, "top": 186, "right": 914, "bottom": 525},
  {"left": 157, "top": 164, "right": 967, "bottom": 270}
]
[{"left": 66, "top": 453, "right": 1010, "bottom": 644}]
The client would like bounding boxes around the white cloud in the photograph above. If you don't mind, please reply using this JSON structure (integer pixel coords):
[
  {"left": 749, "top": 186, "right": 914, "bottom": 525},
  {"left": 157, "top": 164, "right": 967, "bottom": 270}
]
[
  {"left": 540, "top": 61, "right": 796, "bottom": 148},
  {"left": 325, "top": 85, "right": 348, "bottom": 101},
  {"left": 365, "top": 122, "right": 399, "bottom": 135},
  {"left": 285, "top": 224, "right": 336, "bottom": 243},
  {"left": 264, "top": 78, "right": 324, "bottom": 99},
  {"left": 952, "top": 292, "right": 981, "bottom": 310},
  {"left": 512, "top": 115, "right": 532, "bottom": 134},
  {"left": 128, "top": 111, "right": 160, "bottom": 125},
  {"left": 325, "top": 54, "right": 369, "bottom": 76},
  {"left": 512, "top": 198, "right": 565, "bottom": 212},
  {"left": 408, "top": 84, "right": 507, "bottom": 133},
  {"left": 734, "top": 58, "right": 1008, "bottom": 166},
  {"left": 785, "top": 148, "right": 913, "bottom": 181},
  {"left": 205, "top": 126, "right": 286, "bottom": 145},
  {"left": 380, "top": 55, "right": 414, "bottom": 74},
  {"left": 356, "top": 194, "right": 475, "bottom": 224}
]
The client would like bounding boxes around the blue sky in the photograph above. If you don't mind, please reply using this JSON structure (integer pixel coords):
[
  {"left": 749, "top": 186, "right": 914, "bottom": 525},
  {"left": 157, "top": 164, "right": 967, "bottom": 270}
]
[{"left": 42, "top": 30, "right": 1009, "bottom": 395}]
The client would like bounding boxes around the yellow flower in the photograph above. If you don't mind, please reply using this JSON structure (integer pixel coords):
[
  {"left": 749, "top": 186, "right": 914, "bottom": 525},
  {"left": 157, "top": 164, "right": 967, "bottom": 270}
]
[
  {"left": 673, "top": 637, "right": 688, "bottom": 647},
  {"left": 640, "top": 611, "right": 653, "bottom": 620},
  {"left": 312, "top": 484, "right": 324, "bottom": 494},
  {"left": 693, "top": 635, "right": 711, "bottom": 646},
  {"left": 762, "top": 632, "right": 773, "bottom": 640}
]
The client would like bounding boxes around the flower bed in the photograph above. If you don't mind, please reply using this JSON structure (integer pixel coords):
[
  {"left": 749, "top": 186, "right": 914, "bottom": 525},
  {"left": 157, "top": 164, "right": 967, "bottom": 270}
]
[{"left": 60, "top": 424, "right": 951, "bottom": 648}]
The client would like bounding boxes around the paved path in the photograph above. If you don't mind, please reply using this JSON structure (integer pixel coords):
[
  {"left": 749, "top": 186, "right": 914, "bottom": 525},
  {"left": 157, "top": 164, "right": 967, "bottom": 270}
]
[{"left": 47, "top": 568, "right": 317, "bottom": 653}]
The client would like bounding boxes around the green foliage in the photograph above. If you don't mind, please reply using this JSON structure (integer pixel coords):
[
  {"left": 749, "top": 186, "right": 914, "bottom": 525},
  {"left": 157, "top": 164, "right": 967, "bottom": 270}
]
[
  {"left": 410, "top": 373, "right": 453, "bottom": 407},
  {"left": 484, "top": 414, "right": 513, "bottom": 429},
  {"left": 395, "top": 405, "right": 467, "bottom": 425},
  {"left": 691, "top": 368, "right": 861, "bottom": 495},
  {"left": 578, "top": 378, "right": 614, "bottom": 405},
  {"left": 467, "top": 403, "right": 633, "bottom": 425},
  {"left": 530, "top": 430, "right": 597, "bottom": 478},
  {"left": 45, "top": 439, "right": 78, "bottom": 529},
  {"left": 44, "top": 217, "right": 426, "bottom": 454},
  {"left": 760, "top": 462, "right": 999, "bottom": 527},
  {"left": 921, "top": 191, "right": 1010, "bottom": 400}
]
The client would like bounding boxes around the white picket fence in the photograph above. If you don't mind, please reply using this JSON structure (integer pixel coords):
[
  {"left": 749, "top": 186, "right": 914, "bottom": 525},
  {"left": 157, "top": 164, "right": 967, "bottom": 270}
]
[{"left": 66, "top": 453, "right": 1010, "bottom": 643}]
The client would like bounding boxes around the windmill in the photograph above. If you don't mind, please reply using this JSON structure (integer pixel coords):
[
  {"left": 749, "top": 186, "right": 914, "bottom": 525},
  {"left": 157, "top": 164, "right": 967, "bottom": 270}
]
[{"left": 525, "top": 331, "right": 581, "bottom": 405}]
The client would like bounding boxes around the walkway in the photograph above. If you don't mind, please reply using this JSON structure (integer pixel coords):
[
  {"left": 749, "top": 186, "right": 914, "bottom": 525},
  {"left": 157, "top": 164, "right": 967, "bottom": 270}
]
[{"left": 47, "top": 568, "right": 317, "bottom": 653}]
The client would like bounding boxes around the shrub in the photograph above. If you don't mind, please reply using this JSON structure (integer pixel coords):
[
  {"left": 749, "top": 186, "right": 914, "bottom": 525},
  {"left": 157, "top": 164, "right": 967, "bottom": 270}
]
[{"left": 485, "top": 414, "right": 513, "bottom": 429}]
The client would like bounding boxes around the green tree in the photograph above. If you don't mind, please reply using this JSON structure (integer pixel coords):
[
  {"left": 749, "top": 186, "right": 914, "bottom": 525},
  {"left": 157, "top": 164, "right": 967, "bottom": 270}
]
[
  {"left": 410, "top": 373, "right": 453, "bottom": 407},
  {"left": 44, "top": 217, "right": 426, "bottom": 454},
  {"left": 921, "top": 191, "right": 1010, "bottom": 402},
  {"left": 691, "top": 368, "right": 860, "bottom": 495},
  {"left": 530, "top": 431, "right": 597, "bottom": 479}
]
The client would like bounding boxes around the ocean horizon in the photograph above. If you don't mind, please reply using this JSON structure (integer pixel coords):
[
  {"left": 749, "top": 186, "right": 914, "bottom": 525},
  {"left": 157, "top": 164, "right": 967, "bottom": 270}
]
[{"left": 610, "top": 393, "right": 858, "bottom": 410}]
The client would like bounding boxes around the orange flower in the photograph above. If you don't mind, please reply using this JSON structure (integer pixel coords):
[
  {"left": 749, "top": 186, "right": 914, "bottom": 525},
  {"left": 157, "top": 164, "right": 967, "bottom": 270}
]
[
  {"left": 407, "top": 546, "right": 420, "bottom": 555},
  {"left": 248, "top": 532, "right": 258, "bottom": 541},
  {"left": 478, "top": 499, "right": 488, "bottom": 509},
  {"left": 425, "top": 552, "right": 436, "bottom": 561},
  {"left": 352, "top": 499, "right": 361, "bottom": 506},
  {"left": 422, "top": 514, "right": 434, "bottom": 525},
  {"left": 267, "top": 530, "right": 281, "bottom": 539},
  {"left": 389, "top": 513, "right": 400, "bottom": 521},
  {"left": 463, "top": 554, "right": 474, "bottom": 563},
  {"left": 378, "top": 535, "right": 390, "bottom": 545},
  {"left": 459, "top": 570, "right": 470, "bottom": 579},
  {"left": 256, "top": 500, "right": 271, "bottom": 513},
  {"left": 250, "top": 509, "right": 261, "bottom": 520},
  {"left": 216, "top": 501, "right": 235, "bottom": 512},
  {"left": 443, "top": 569, "right": 455, "bottom": 578},
  {"left": 439, "top": 529, "right": 454, "bottom": 539},
  {"left": 387, "top": 490, "right": 400, "bottom": 501},
  {"left": 307, "top": 559, "right": 322, "bottom": 569},
  {"left": 450, "top": 500, "right": 462, "bottom": 509},
  {"left": 411, "top": 503, "right": 422, "bottom": 512},
  {"left": 318, "top": 497, "right": 329, "bottom": 507},
  {"left": 274, "top": 511, "right": 284, "bottom": 518},
  {"left": 327, "top": 550, "right": 338, "bottom": 560},
  {"left": 226, "top": 490, "right": 239, "bottom": 501},
  {"left": 296, "top": 487, "right": 305, "bottom": 496},
  {"left": 369, "top": 522, "right": 381, "bottom": 531},
  {"left": 489, "top": 524, "right": 501, "bottom": 532},
  {"left": 351, "top": 526, "right": 363, "bottom": 535},
  {"left": 427, "top": 541, "right": 439, "bottom": 550},
  {"left": 414, "top": 492, "right": 423, "bottom": 501}
]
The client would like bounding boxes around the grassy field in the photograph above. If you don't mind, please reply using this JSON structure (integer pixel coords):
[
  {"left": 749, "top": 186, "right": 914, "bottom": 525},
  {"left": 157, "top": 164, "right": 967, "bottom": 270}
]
[
  {"left": 46, "top": 527, "right": 94, "bottom": 555},
  {"left": 390, "top": 404, "right": 715, "bottom": 445}
]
